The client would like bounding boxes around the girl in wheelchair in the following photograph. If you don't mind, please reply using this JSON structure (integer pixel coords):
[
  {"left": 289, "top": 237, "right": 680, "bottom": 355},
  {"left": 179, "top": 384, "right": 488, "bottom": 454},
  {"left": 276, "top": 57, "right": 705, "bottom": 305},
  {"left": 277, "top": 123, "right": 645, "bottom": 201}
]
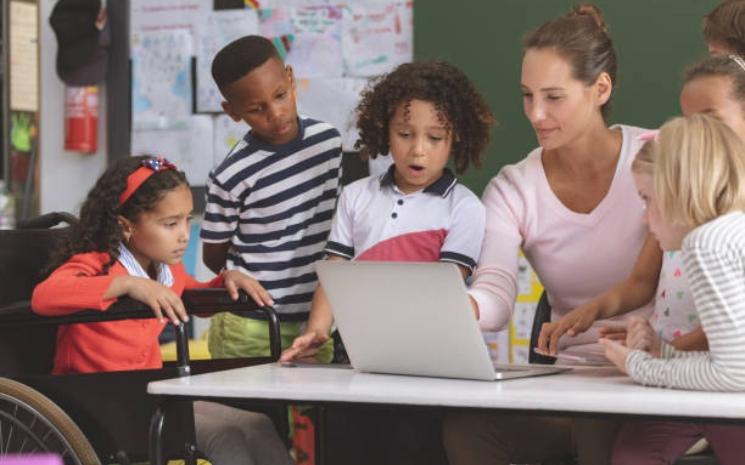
[{"left": 32, "top": 155, "right": 293, "bottom": 465}]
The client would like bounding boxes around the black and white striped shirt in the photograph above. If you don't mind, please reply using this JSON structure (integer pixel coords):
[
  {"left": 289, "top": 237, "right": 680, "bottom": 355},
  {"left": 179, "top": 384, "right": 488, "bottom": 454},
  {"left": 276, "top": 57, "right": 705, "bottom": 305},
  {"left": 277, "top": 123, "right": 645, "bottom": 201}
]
[
  {"left": 201, "top": 117, "right": 342, "bottom": 320},
  {"left": 627, "top": 212, "right": 745, "bottom": 391}
]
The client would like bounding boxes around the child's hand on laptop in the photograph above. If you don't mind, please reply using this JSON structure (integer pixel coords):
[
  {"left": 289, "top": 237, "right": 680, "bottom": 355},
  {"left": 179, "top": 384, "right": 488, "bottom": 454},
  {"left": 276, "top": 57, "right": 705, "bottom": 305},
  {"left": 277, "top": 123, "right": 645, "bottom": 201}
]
[{"left": 280, "top": 330, "right": 329, "bottom": 362}]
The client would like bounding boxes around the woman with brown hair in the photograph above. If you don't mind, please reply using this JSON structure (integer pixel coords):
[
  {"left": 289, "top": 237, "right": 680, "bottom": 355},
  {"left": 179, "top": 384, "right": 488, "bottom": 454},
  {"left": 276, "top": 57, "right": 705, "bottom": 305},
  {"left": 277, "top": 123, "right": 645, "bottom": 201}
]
[{"left": 444, "top": 5, "right": 657, "bottom": 464}]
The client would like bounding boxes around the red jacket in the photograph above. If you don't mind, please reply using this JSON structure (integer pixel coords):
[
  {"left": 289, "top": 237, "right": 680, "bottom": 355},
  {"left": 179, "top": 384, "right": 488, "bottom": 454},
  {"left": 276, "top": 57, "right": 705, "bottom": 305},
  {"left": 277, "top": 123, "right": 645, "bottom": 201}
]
[{"left": 31, "top": 252, "right": 222, "bottom": 375}]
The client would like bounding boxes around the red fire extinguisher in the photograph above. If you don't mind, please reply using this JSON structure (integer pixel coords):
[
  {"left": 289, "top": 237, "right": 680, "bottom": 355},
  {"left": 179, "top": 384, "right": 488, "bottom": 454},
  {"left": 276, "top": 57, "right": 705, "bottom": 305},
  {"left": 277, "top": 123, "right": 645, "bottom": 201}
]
[{"left": 64, "top": 86, "right": 98, "bottom": 153}]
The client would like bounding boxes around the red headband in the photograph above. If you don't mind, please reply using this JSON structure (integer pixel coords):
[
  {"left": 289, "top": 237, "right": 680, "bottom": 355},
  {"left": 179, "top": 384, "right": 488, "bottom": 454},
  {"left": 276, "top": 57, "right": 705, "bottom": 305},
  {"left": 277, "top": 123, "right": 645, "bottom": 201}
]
[{"left": 118, "top": 157, "right": 177, "bottom": 207}]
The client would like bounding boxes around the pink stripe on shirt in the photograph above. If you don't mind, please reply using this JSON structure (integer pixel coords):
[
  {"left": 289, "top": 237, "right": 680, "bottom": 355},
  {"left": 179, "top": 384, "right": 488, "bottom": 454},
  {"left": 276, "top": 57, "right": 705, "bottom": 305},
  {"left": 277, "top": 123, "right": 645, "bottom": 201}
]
[{"left": 357, "top": 229, "right": 447, "bottom": 262}]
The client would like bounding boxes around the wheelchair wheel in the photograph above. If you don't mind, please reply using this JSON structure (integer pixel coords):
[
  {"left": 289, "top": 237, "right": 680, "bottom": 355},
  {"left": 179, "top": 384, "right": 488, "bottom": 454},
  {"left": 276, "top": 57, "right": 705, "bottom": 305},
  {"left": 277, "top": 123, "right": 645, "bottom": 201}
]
[{"left": 0, "top": 378, "right": 100, "bottom": 465}]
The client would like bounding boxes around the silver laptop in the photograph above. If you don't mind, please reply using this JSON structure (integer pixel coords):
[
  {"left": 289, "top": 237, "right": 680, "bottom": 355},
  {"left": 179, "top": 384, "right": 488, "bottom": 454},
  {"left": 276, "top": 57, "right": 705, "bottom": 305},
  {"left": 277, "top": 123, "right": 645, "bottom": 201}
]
[{"left": 315, "top": 261, "right": 570, "bottom": 381}]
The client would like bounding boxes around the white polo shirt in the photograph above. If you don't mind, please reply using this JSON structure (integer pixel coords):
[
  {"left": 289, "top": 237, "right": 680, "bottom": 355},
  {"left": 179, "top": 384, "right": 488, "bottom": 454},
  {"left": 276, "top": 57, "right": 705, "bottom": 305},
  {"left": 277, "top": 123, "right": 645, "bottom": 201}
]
[{"left": 325, "top": 167, "right": 485, "bottom": 272}]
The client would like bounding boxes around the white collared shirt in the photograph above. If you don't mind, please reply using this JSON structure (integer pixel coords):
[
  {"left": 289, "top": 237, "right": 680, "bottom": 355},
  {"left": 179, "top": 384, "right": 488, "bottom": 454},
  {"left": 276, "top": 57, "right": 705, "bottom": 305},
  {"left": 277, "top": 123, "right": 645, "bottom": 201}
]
[
  {"left": 325, "top": 167, "right": 485, "bottom": 272},
  {"left": 117, "top": 243, "right": 174, "bottom": 287}
]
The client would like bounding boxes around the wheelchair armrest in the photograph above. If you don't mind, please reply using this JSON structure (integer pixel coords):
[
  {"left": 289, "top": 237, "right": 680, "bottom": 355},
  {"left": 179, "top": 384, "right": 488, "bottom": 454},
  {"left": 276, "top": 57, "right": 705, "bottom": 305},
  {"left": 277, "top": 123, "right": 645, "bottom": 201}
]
[
  {"left": 0, "top": 289, "right": 282, "bottom": 361},
  {"left": 181, "top": 289, "right": 281, "bottom": 361},
  {"left": 17, "top": 211, "right": 78, "bottom": 229},
  {"left": 0, "top": 298, "right": 162, "bottom": 327}
]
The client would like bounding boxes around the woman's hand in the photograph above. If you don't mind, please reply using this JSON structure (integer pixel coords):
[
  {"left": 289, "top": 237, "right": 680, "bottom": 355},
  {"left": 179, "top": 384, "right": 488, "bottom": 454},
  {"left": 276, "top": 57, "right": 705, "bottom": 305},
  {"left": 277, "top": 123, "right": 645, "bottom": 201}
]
[
  {"left": 280, "top": 330, "right": 329, "bottom": 362},
  {"left": 536, "top": 303, "right": 601, "bottom": 356},
  {"left": 598, "top": 338, "right": 630, "bottom": 374},
  {"left": 222, "top": 270, "right": 274, "bottom": 307},
  {"left": 625, "top": 316, "right": 661, "bottom": 357},
  {"left": 598, "top": 325, "right": 627, "bottom": 341},
  {"left": 124, "top": 276, "right": 189, "bottom": 325}
]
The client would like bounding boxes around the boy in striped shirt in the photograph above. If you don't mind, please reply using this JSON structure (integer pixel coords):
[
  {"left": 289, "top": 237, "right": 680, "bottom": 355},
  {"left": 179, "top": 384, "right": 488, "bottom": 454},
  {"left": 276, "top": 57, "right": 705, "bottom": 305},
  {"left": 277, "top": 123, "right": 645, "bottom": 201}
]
[{"left": 201, "top": 36, "right": 342, "bottom": 360}]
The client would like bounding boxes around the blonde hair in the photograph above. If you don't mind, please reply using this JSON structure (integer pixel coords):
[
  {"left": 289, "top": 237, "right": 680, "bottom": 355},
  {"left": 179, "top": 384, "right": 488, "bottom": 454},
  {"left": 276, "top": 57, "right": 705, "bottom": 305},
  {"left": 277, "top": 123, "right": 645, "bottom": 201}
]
[
  {"left": 630, "top": 140, "right": 655, "bottom": 175},
  {"left": 632, "top": 114, "right": 745, "bottom": 227}
]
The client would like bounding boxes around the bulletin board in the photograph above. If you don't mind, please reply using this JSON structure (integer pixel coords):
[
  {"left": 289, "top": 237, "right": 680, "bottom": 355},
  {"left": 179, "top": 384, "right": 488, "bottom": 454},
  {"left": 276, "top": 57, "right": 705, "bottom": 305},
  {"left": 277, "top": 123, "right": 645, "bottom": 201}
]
[{"left": 118, "top": 0, "right": 413, "bottom": 193}]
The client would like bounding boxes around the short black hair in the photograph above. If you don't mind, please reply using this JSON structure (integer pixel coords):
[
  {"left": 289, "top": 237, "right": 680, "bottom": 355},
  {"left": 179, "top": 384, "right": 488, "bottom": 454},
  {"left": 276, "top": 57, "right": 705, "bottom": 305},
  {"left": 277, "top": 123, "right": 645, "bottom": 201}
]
[{"left": 211, "top": 35, "right": 280, "bottom": 93}]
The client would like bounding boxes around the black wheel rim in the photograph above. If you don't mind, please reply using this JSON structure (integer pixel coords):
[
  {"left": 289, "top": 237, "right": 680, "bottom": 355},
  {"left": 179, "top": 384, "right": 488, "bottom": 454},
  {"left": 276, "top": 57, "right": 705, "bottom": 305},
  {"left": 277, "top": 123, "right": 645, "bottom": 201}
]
[{"left": 0, "top": 394, "right": 83, "bottom": 465}]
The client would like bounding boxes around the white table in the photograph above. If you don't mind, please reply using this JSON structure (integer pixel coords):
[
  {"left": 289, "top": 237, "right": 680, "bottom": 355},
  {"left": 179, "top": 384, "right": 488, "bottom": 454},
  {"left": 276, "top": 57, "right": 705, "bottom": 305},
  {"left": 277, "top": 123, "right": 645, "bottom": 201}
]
[
  {"left": 148, "top": 363, "right": 745, "bottom": 465},
  {"left": 149, "top": 363, "right": 745, "bottom": 420}
]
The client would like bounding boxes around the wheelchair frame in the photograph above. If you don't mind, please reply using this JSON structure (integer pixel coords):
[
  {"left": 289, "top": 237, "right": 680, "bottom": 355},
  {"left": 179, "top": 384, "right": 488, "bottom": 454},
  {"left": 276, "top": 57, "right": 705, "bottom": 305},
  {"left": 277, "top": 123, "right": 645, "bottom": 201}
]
[{"left": 0, "top": 213, "right": 283, "bottom": 465}]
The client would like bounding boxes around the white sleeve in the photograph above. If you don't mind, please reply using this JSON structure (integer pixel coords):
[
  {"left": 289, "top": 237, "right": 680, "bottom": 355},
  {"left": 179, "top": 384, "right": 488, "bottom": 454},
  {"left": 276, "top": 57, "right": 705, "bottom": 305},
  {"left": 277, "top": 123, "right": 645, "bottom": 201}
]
[
  {"left": 626, "top": 232, "right": 745, "bottom": 391},
  {"left": 325, "top": 186, "right": 355, "bottom": 259},
  {"left": 439, "top": 191, "right": 485, "bottom": 274}
]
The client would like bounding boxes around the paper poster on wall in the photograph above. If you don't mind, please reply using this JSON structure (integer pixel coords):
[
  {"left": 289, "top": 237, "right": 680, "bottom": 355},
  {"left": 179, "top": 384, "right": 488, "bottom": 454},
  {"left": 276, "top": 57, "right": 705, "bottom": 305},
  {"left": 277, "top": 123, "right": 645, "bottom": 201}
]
[
  {"left": 131, "top": 29, "right": 194, "bottom": 131},
  {"left": 9, "top": 1, "right": 38, "bottom": 112},
  {"left": 296, "top": 77, "right": 367, "bottom": 150},
  {"left": 213, "top": 114, "right": 249, "bottom": 168},
  {"left": 129, "top": 0, "right": 208, "bottom": 36},
  {"left": 131, "top": 115, "right": 215, "bottom": 186},
  {"left": 342, "top": 3, "right": 398, "bottom": 77},
  {"left": 394, "top": 1, "right": 414, "bottom": 64},
  {"left": 508, "top": 251, "right": 543, "bottom": 363},
  {"left": 195, "top": 9, "right": 260, "bottom": 113},
  {"left": 260, "top": 6, "right": 344, "bottom": 78},
  {"left": 483, "top": 330, "right": 510, "bottom": 364}
]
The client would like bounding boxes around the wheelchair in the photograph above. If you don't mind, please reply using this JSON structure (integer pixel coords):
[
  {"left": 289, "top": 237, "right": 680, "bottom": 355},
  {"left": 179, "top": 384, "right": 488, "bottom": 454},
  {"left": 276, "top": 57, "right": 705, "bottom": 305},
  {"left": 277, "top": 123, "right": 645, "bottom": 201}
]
[{"left": 0, "top": 212, "right": 283, "bottom": 465}]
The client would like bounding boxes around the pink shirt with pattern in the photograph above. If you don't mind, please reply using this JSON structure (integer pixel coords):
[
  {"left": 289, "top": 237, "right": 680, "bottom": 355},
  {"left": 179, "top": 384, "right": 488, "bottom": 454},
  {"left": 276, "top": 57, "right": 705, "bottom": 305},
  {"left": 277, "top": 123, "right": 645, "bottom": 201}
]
[{"left": 652, "top": 251, "right": 698, "bottom": 342}]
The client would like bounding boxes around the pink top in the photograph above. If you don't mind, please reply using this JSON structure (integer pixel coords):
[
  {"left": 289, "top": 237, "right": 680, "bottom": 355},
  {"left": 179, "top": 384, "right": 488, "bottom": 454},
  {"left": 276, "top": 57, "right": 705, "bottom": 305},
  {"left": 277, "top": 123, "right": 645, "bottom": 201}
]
[{"left": 471, "top": 125, "right": 654, "bottom": 348}]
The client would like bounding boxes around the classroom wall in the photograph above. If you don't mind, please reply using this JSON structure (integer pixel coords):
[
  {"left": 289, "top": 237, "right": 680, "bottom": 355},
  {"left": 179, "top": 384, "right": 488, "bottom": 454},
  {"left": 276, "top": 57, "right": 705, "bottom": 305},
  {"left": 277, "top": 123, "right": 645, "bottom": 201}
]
[
  {"left": 414, "top": 0, "right": 720, "bottom": 195},
  {"left": 36, "top": 0, "right": 723, "bottom": 213},
  {"left": 38, "top": 0, "right": 108, "bottom": 216}
]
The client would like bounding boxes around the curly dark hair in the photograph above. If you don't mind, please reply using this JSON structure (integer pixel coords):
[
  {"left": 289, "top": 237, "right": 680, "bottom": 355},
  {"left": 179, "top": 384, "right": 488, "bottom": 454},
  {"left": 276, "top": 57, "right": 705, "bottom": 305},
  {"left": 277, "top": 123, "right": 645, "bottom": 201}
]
[
  {"left": 355, "top": 60, "right": 495, "bottom": 174},
  {"left": 47, "top": 155, "right": 188, "bottom": 274}
]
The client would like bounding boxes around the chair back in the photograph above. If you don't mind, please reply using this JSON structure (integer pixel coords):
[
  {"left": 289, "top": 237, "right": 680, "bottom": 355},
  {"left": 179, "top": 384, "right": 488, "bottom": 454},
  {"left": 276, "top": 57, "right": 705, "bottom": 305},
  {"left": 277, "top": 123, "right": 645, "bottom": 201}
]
[
  {"left": 0, "top": 213, "right": 77, "bottom": 376},
  {"left": 528, "top": 291, "right": 557, "bottom": 365},
  {"left": 0, "top": 212, "right": 76, "bottom": 305}
]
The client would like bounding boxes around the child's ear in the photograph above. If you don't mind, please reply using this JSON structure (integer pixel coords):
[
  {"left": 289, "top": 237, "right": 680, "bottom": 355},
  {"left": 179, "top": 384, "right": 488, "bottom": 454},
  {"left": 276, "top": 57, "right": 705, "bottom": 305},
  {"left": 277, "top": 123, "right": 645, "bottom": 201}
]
[
  {"left": 221, "top": 101, "right": 242, "bottom": 123},
  {"left": 117, "top": 215, "right": 133, "bottom": 242},
  {"left": 286, "top": 65, "right": 295, "bottom": 89}
]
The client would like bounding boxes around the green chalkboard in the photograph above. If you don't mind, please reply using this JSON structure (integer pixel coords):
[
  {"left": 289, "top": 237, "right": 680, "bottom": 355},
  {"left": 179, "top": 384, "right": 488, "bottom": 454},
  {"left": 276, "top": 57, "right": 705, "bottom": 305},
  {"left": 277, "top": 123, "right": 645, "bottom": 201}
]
[{"left": 414, "top": 0, "right": 720, "bottom": 195}]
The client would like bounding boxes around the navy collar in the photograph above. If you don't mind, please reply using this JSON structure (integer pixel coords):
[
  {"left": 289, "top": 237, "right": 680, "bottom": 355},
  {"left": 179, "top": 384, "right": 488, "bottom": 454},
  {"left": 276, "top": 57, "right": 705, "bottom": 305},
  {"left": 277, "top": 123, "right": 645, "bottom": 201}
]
[
  {"left": 379, "top": 165, "right": 458, "bottom": 198},
  {"left": 245, "top": 117, "right": 305, "bottom": 152}
]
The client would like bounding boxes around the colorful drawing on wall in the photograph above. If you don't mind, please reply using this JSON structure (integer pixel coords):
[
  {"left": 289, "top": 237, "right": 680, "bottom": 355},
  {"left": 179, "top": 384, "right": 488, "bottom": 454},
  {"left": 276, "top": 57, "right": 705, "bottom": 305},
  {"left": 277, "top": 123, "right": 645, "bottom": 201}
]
[
  {"left": 131, "top": 115, "right": 214, "bottom": 185},
  {"left": 129, "top": 1, "right": 414, "bottom": 186},
  {"left": 509, "top": 252, "right": 543, "bottom": 363},
  {"left": 131, "top": 29, "right": 193, "bottom": 130},
  {"left": 195, "top": 9, "right": 259, "bottom": 113},
  {"left": 261, "top": 6, "right": 344, "bottom": 78},
  {"left": 295, "top": 77, "right": 368, "bottom": 150},
  {"left": 213, "top": 114, "right": 249, "bottom": 168},
  {"left": 342, "top": 3, "right": 399, "bottom": 77}
]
